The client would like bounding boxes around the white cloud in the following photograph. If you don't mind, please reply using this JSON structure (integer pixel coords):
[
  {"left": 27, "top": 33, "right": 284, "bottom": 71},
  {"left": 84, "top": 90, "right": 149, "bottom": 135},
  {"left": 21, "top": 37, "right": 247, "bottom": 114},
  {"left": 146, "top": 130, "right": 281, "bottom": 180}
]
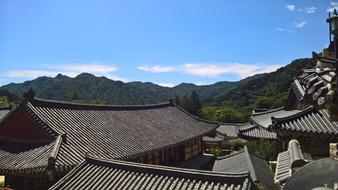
[
  {"left": 157, "top": 83, "right": 175, "bottom": 87},
  {"left": 294, "top": 21, "right": 307, "bottom": 28},
  {"left": 181, "top": 63, "right": 281, "bottom": 78},
  {"left": 276, "top": 28, "right": 293, "bottom": 33},
  {"left": 138, "top": 63, "right": 282, "bottom": 79},
  {"left": 304, "top": 7, "right": 317, "bottom": 14},
  {"left": 45, "top": 62, "right": 117, "bottom": 74},
  {"left": 286, "top": 4, "right": 296, "bottom": 11},
  {"left": 6, "top": 70, "right": 61, "bottom": 78},
  {"left": 195, "top": 82, "right": 208, "bottom": 86},
  {"left": 181, "top": 63, "right": 230, "bottom": 77},
  {"left": 137, "top": 65, "right": 175, "bottom": 73},
  {"left": 3, "top": 62, "right": 127, "bottom": 82},
  {"left": 327, "top": 2, "right": 338, "bottom": 12}
]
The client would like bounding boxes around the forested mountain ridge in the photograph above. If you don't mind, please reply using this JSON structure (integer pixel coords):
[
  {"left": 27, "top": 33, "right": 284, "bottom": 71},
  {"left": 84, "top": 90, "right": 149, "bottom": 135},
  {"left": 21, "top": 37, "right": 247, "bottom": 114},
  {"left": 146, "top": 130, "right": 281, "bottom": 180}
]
[
  {"left": 0, "top": 58, "right": 313, "bottom": 115},
  {"left": 199, "top": 58, "right": 313, "bottom": 122},
  {"left": 0, "top": 73, "right": 237, "bottom": 105}
]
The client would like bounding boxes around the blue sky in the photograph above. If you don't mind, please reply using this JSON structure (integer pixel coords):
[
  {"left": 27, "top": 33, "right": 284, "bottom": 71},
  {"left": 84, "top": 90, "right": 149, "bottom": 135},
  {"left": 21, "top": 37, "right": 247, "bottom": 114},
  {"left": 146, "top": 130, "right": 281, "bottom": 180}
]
[{"left": 0, "top": 0, "right": 336, "bottom": 87}]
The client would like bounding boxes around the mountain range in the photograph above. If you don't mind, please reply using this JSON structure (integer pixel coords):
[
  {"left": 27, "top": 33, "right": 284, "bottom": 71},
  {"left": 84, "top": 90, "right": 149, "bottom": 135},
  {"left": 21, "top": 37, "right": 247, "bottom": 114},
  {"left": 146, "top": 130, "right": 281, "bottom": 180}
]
[{"left": 0, "top": 58, "right": 313, "bottom": 108}]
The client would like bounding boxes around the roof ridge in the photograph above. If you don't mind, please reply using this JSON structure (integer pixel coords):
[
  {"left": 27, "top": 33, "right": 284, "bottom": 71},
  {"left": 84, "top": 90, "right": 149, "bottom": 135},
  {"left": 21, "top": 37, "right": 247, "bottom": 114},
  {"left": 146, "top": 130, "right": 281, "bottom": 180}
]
[
  {"left": 251, "top": 107, "right": 285, "bottom": 116},
  {"left": 48, "top": 135, "right": 63, "bottom": 169},
  {"left": 31, "top": 97, "right": 174, "bottom": 110},
  {"left": 30, "top": 97, "right": 219, "bottom": 125},
  {"left": 216, "top": 149, "right": 245, "bottom": 160},
  {"left": 243, "top": 146, "right": 258, "bottom": 182},
  {"left": 86, "top": 154, "right": 250, "bottom": 178},
  {"left": 25, "top": 101, "right": 64, "bottom": 137},
  {"left": 219, "top": 122, "right": 250, "bottom": 126},
  {"left": 271, "top": 106, "right": 315, "bottom": 125}
]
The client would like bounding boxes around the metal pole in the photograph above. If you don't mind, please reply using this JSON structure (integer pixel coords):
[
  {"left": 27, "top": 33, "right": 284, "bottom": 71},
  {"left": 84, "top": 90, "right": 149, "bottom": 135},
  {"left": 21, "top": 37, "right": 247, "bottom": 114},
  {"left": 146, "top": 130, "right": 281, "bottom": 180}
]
[{"left": 330, "top": 12, "right": 332, "bottom": 43}]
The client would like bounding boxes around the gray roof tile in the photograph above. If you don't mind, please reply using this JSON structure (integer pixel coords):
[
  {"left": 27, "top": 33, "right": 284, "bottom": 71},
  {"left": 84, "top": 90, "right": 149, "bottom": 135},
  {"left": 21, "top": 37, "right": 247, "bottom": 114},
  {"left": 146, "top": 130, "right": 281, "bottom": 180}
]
[
  {"left": 239, "top": 125, "right": 277, "bottom": 140},
  {"left": 49, "top": 155, "right": 252, "bottom": 190},
  {"left": 213, "top": 146, "right": 276, "bottom": 190},
  {"left": 0, "top": 136, "right": 62, "bottom": 175},
  {"left": 274, "top": 140, "right": 311, "bottom": 186},
  {"left": 251, "top": 108, "right": 300, "bottom": 129},
  {"left": 0, "top": 98, "right": 218, "bottom": 174},
  {"left": 271, "top": 107, "right": 338, "bottom": 135},
  {"left": 0, "top": 108, "right": 10, "bottom": 120}
]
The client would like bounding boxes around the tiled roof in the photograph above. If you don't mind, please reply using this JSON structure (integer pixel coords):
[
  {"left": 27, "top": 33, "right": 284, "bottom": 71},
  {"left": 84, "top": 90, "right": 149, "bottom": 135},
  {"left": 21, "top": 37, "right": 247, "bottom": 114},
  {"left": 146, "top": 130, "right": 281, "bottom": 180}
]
[
  {"left": 274, "top": 140, "right": 311, "bottom": 186},
  {"left": 0, "top": 107, "right": 11, "bottom": 120},
  {"left": 290, "top": 79, "right": 306, "bottom": 102},
  {"left": 49, "top": 155, "right": 252, "bottom": 190},
  {"left": 270, "top": 106, "right": 338, "bottom": 135},
  {"left": 216, "top": 123, "right": 245, "bottom": 138},
  {"left": 0, "top": 98, "right": 218, "bottom": 173},
  {"left": 239, "top": 125, "right": 277, "bottom": 140},
  {"left": 176, "top": 154, "right": 215, "bottom": 170},
  {"left": 251, "top": 108, "right": 300, "bottom": 129},
  {"left": 0, "top": 135, "right": 62, "bottom": 176},
  {"left": 213, "top": 146, "right": 276, "bottom": 190},
  {"left": 295, "top": 53, "right": 337, "bottom": 108},
  {"left": 283, "top": 158, "right": 338, "bottom": 190}
]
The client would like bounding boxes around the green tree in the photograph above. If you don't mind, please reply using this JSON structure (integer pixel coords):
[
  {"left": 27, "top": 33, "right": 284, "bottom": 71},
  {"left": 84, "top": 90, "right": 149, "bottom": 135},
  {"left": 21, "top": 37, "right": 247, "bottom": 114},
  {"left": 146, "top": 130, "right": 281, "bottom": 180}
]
[
  {"left": 230, "top": 140, "right": 246, "bottom": 151},
  {"left": 190, "top": 91, "right": 202, "bottom": 116},
  {"left": 254, "top": 96, "right": 272, "bottom": 108},
  {"left": 201, "top": 106, "right": 246, "bottom": 123},
  {"left": 211, "top": 147, "right": 222, "bottom": 156},
  {"left": 181, "top": 95, "right": 192, "bottom": 113},
  {"left": 246, "top": 139, "right": 277, "bottom": 161},
  {"left": 0, "top": 96, "right": 8, "bottom": 107},
  {"left": 71, "top": 90, "right": 80, "bottom": 100},
  {"left": 174, "top": 94, "right": 181, "bottom": 106}
]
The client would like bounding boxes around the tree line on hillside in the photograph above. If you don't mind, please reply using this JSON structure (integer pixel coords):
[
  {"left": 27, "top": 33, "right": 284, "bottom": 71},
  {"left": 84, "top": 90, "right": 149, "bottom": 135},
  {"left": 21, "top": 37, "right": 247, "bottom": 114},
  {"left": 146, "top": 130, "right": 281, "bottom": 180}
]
[
  {"left": 0, "top": 58, "right": 315, "bottom": 123},
  {"left": 175, "top": 91, "right": 202, "bottom": 116},
  {"left": 174, "top": 91, "right": 247, "bottom": 123}
]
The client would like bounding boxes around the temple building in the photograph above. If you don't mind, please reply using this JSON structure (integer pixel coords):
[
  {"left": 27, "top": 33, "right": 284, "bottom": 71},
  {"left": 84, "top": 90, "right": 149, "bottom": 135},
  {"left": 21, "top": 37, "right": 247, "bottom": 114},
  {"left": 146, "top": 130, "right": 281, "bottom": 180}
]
[
  {"left": 0, "top": 91, "right": 218, "bottom": 189},
  {"left": 202, "top": 123, "right": 248, "bottom": 153},
  {"left": 49, "top": 155, "right": 253, "bottom": 190},
  {"left": 213, "top": 146, "right": 277, "bottom": 190},
  {"left": 269, "top": 106, "right": 338, "bottom": 157}
]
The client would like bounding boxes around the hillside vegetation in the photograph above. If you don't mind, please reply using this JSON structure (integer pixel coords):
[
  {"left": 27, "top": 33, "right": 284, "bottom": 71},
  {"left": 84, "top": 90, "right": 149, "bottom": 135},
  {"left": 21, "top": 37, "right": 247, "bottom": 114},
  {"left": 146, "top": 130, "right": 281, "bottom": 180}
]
[
  {"left": 0, "top": 58, "right": 313, "bottom": 122},
  {"left": 200, "top": 58, "right": 313, "bottom": 122},
  {"left": 0, "top": 73, "right": 237, "bottom": 105}
]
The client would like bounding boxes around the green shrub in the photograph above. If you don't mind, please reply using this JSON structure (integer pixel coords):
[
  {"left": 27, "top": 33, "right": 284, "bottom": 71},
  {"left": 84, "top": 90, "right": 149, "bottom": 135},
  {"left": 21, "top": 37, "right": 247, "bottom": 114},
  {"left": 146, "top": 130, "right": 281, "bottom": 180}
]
[
  {"left": 230, "top": 140, "right": 246, "bottom": 151},
  {"left": 201, "top": 106, "right": 247, "bottom": 123},
  {"left": 246, "top": 139, "right": 277, "bottom": 161},
  {"left": 210, "top": 147, "right": 222, "bottom": 157}
]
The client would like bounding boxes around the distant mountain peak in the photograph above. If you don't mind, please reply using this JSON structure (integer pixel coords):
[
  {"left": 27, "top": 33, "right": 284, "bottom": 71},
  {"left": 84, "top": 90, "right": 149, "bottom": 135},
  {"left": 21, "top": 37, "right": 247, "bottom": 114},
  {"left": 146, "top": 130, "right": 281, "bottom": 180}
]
[
  {"left": 55, "top": 73, "right": 69, "bottom": 79},
  {"left": 75, "top": 73, "right": 95, "bottom": 79}
]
